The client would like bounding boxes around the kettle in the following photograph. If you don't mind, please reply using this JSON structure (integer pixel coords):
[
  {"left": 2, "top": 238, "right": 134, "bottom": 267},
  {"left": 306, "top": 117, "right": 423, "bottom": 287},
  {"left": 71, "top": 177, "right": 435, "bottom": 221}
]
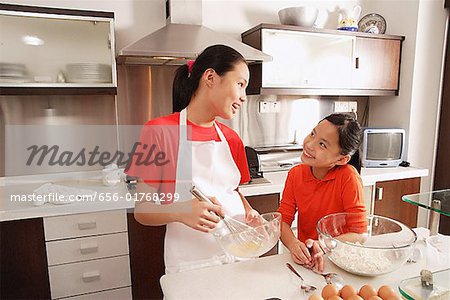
[{"left": 337, "top": 5, "right": 362, "bottom": 31}]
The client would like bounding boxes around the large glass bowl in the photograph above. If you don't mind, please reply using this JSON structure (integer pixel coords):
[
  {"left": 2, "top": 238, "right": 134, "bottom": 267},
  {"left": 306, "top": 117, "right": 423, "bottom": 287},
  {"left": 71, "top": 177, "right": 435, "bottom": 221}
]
[
  {"left": 213, "top": 212, "right": 281, "bottom": 259},
  {"left": 317, "top": 212, "right": 417, "bottom": 276}
]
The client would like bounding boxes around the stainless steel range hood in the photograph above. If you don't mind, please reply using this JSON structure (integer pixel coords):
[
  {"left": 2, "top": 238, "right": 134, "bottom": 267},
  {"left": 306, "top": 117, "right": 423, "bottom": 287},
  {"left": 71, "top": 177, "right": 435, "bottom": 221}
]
[{"left": 118, "top": 0, "right": 271, "bottom": 65}]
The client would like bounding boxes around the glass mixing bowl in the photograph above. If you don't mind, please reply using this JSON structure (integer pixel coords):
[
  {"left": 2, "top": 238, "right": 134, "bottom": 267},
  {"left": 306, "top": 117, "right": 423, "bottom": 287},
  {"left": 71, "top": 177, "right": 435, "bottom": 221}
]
[
  {"left": 213, "top": 212, "right": 281, "bottom": 259},
  {"left": 317, "top": 212, "right": 417, "bottom": 276}
]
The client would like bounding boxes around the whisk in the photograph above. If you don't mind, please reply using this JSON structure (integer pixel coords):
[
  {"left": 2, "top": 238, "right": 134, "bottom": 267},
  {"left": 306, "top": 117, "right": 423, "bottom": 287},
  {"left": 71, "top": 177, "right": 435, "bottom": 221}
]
[{"left": 190, "top": 186, "right": 265, "bottom": 247}]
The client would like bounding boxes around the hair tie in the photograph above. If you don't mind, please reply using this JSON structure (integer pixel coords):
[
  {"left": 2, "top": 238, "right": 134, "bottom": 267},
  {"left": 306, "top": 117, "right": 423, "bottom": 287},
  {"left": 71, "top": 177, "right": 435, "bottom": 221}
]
[{"left": 187, "top": 60, "right": 195, "bottom": 76}]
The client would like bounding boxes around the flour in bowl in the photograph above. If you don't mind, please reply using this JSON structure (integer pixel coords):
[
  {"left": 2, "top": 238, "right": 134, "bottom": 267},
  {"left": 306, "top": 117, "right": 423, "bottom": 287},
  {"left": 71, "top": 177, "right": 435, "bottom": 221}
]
[{"left": 329, "top": 243, "right": 393, "bottom": 275}]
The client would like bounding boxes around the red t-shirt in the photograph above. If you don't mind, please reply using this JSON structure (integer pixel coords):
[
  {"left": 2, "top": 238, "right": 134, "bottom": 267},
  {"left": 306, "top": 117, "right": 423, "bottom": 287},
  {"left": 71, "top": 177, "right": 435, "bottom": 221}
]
[
  {"left": 126, "top": 112, "right": 250, "bottom": 194},
  {"left": 277, "top": 164, "right": 366, "bottom": 242}
]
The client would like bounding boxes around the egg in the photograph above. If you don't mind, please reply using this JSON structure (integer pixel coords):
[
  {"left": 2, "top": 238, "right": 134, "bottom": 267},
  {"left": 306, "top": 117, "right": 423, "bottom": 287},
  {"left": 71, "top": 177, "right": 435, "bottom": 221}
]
[
  {"left": 377, "top": 285, "right": 397, "bottom": 300},
  {"left": 308, "top": 293, "right": 324, "bottom": 300},
  {"left": 347, "top": 295, "right": 364, "bottom": 300},
  {"left": 386, "top": 297, "right": 401, "bottom": 300},
  {"left": 359, "top": 284, "right": 378, "bottom": 300},
  {"left": 329, "top": 296, "right": 344, "bottom": 300},
  {"left": 367, "top": 297, "right": 383, "bottom": 300},
  {"left": 340, "top": 285, "right": 357, "bottom": 299},
  {"left": 322, "top": 284, "right": 340, "bottom": 299}
]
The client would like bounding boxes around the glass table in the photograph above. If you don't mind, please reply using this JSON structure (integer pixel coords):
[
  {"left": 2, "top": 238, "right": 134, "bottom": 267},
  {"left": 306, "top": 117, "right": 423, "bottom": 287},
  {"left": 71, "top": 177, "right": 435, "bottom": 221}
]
[
  {"left": 399, "top": 268, "right": 450, "bottom": 300},
  {"left": 402, "top": 189, "right": 450, "bottom": 235}
]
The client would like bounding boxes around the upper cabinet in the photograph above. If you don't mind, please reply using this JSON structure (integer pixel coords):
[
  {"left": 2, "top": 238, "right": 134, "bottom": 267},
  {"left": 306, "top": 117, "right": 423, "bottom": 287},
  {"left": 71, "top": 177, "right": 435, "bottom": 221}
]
[
  {"left": 241, "top": 24, "right": 404, "bottom": 96},
  {"left": 0, "top": 4, "right": 117, "bottom": 95}
]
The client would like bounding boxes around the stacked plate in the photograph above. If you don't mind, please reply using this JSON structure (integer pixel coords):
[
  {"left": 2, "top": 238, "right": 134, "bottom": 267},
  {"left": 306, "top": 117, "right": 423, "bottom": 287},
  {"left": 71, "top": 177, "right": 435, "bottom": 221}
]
[
  {"left": 66, "top": 63, "right": 111, "bottom": 83},
  {"left": 0, "top": 63, "right": 29, "bottom": 83}
]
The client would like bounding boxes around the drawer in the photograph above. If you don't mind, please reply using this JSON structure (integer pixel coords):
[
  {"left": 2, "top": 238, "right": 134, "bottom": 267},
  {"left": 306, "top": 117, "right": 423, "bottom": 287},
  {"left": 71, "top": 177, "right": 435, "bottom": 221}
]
[
  {"left": 49, "top": 255, "right": 131, "bottom": 299},
  {"left": 44, "top": 210, "right": 127, "bottom": 241},
  {"left": 46, "top": 232, "right": 129, "bottom": 266},
  {"left": 59, "top": 287, "right": 132, "bottom": 300}
]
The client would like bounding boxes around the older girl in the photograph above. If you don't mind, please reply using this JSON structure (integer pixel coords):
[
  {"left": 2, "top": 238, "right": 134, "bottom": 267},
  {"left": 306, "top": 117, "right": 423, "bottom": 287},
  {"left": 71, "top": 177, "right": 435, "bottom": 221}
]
[{"left": 127, "top": 45, "right": 259, "bottom": 273}]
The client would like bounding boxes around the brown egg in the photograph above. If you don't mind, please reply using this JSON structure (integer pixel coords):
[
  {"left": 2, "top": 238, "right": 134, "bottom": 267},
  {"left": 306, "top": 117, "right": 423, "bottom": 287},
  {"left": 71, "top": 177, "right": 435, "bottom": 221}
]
[
  {"left": 322, "top": 284, "right": 340, "bottom": 299},
  {"left": 377, "top": 285, "right": 397, "bottom": 300},
  {"left": 367, "top": 297, "right": 383, "bottom": 300},
  {"left": 347, "top": 295, "right": 364, "bottom": 300},
  {"left": 328, "top": 296, "right": 343, "bottom": 300},
  {"left": 340, "top": 285, "right": 357, "bottom": 300},
  {"left": 386, "top": 297, "right": 401, "bottom": 300},
  {"left": 359, "top": 284, "right": 377, "bottom": 300},
  {"left": 308, "top": 293, "right": 324, "bottom": 300}
]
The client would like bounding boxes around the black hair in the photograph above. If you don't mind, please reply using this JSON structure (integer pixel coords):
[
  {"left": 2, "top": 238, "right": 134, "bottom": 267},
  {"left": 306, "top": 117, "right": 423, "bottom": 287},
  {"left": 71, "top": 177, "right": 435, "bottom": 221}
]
[
  {"left": 323, "top": 113, "right": 361, "bottom": 156},
  {"left": 172, "top": 44, "right": 247, "bottom": 113}
]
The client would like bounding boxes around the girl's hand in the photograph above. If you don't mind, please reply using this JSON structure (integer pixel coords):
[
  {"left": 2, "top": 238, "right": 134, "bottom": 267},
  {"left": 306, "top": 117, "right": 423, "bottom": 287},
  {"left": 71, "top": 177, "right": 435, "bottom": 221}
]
[
  {"left": 304, "top": 239, "right": 324, "bottom": 273},
  {"left": 179, "top": 197, "right": 223, "bottom": 233},
  {"left": 289, "top": 240, "right": 312, "bottom": 266},
  {"left": 245, "top": 209, "right": 262, "bottom": 227}
]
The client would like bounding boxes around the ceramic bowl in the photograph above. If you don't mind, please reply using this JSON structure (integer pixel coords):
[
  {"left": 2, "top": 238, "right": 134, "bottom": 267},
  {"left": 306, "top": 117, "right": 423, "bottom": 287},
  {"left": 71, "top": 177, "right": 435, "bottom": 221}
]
[{"left": 278, "top": 6, "right": 319, "bottom": 27}]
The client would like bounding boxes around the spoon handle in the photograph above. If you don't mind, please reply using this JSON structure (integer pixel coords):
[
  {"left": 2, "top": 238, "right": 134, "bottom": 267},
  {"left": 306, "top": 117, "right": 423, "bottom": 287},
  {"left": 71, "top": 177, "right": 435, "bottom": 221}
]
[{"left": 286, "top": 263, "right": 304, "bottom": 281}]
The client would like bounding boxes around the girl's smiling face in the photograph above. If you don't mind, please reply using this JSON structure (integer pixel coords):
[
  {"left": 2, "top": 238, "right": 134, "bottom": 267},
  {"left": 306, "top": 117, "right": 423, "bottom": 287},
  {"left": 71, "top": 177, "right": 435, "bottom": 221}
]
[
  {"left": 301, "top": 119, "right": 350, "bottom": 177},
  {"left": 209, "top": 61, "right": 249, "bottom": 120}
]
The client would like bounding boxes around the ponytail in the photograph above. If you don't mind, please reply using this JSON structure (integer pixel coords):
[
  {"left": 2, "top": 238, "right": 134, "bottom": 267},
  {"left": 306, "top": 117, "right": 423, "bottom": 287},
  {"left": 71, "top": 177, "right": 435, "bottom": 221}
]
[{"left": 172, "top": 44, "right": 246, "bottom": 113}]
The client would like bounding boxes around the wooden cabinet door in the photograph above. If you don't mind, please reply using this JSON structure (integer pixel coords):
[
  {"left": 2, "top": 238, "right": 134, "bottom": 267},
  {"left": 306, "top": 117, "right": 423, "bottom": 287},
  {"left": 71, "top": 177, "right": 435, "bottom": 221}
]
[
  {"left": 127, "top": 211, "right": 166, "bottom": 300},
  {"left": 247, "top": 193, "right": 280, "bottom": 256},
  {"left": 374, "top": 178, "right": 420, "bottom": 227},
  {"left": 352, "top": 38, "right": 401, "bottom": 90},
  {"left": 260, "top": 29, "right": 354, "bottom": 89},
  {"left": 0, "top": 218, "right": 51, "bottom": 299}
]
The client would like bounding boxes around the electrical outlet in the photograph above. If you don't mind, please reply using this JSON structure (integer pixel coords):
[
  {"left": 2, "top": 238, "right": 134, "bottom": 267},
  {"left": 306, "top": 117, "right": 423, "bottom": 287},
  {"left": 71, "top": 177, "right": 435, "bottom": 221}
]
[
  {"left": 334, "top": 101, "right": 349, "bottom": 112},
  {"left": 270, "top": 101, "right": 281, "bottom": 113},
  {"left": 259, "top": 101, "right": 271, "bottom": 113},
  {"left": 348, "top": 101, "right": 357, "bottom": 113}
]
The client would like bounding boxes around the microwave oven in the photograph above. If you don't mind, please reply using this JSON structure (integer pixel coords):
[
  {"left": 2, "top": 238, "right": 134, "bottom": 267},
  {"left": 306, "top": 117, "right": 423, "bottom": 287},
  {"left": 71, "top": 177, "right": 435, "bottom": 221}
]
[{"left": 360, "top": 128, "right": 405, "bottom": 168}]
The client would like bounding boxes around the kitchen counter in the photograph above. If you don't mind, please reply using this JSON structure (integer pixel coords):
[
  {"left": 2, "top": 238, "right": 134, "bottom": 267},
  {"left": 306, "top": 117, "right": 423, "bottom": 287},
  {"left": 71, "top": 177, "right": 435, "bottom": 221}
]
[
  {"left": 239, "top": 166, "right": 429, "bottom": 197},
  {"left": 160, "top": 228, "right": 448, "bottom": 300},
  {"left": 0, "top": 166, "right": 428, "bottom": 222},
  {"left": 0, "top": 171, "right": 134, "bottom": 222}
]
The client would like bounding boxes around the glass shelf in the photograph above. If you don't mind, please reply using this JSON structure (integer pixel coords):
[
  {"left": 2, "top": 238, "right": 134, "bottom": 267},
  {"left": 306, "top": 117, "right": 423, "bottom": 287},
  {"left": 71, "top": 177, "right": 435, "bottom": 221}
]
[
  {"left": 399, "top": 268, "right": 450, "bottom": 300},
  {"left": 402, "top": 189, "right": 450, "bottom": 217},
  {"left": 0, "top": 4, "right": 116, "bottom": 94}
]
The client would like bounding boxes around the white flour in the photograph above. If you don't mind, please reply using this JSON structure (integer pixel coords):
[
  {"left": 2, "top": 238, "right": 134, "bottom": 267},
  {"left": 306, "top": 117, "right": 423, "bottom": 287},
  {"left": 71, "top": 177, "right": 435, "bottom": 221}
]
[{"left": 329, "top": 243, "right": 394, "bottom": 275}]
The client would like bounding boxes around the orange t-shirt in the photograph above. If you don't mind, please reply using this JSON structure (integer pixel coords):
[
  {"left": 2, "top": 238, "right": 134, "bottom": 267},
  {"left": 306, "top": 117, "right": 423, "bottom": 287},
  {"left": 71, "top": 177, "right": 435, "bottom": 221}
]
[{"left": 277, "top": 164, "right": 366, "bottom": 242}]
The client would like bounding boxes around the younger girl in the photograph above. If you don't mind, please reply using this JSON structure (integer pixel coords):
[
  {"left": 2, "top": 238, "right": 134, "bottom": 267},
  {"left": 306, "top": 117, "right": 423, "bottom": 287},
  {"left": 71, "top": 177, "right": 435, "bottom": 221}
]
[{"left": 278, "top": 113, "right": 366, "bottom": 272}]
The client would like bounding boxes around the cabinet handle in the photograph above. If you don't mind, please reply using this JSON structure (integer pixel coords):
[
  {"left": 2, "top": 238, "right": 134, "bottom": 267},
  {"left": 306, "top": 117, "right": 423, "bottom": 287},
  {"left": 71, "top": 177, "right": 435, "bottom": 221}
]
[
  {"left": 78, "top": 220, "right": 97, "bottom": 230},
  {"left": 375, "top": 187, "right": 383, "bottom": 200},
  {"left": 82, "top": 270, "right": 101, "bottom": 282},
  {"left": 80, "top": 242, "right": 99, "bottom": 254},
  {"left": 355, "top": 57, "right": 360, "bottom": 69}
]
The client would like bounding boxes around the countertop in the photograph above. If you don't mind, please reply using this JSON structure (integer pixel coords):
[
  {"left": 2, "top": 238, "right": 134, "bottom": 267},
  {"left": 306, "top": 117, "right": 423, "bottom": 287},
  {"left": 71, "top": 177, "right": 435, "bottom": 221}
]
[
  {"left": 160, "top": 228, "right": 448, "bottom": 300},
  {"left": 239, "top": 166, "right": 429, "bottom": 197},
  {"left": 0, "top": 166, "right": 428, "bottom": 222}
]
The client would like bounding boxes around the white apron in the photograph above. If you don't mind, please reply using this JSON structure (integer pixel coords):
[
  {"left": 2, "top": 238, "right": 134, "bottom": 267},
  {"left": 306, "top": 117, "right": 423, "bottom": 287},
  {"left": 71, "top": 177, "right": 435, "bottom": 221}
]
[{"left": 164, "top": 108, "right": 245, "bottom": 273}]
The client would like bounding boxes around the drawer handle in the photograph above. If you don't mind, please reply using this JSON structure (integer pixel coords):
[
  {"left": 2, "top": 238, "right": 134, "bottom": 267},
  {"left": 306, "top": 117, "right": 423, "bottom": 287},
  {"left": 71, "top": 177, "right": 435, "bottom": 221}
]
[
  {"left": 78, "top": 221, "right": 97, "bottom": 230},
  {"left": 82, "top": 270, "right": 101, "bottom": 282},
  {"left": 80, "top": 242, "right": 99, "bottom": 254}
]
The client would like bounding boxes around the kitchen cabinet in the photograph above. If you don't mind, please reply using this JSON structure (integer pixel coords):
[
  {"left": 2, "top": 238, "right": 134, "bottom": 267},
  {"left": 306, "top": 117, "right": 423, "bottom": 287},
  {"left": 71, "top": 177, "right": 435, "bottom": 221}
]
[
  {"left": 0, "top": 3, "right": 117, "bottom": 95},
  {"left": 127, "top": 211, "right": 166, "bottom": 300},
  {"left": 373, "top": 177, "right": 421, "bottom": 228},
  {"left": 241, "top": 24, "right": 404, "bottom": 96},
  {"left": 44, "top": 210, "right": 131, "bottom": 299},
  {"left": 352, "top": 37, "right": 401, "bottom": 90},
  {"left": 0, "top": 217, "right": 51, "bottom": 299}
]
